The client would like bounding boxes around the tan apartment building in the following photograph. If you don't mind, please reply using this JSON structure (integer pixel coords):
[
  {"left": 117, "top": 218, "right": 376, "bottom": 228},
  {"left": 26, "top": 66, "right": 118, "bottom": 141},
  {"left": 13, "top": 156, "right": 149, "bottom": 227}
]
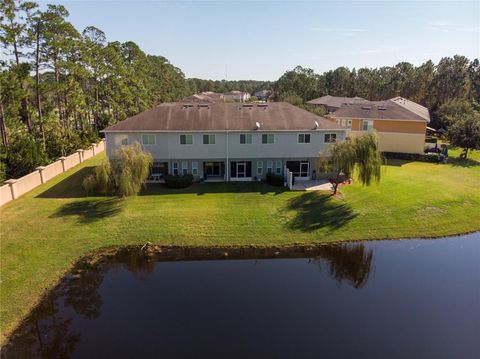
[{"left": 327, "top": 97, "right": 430, "bottom": 154}]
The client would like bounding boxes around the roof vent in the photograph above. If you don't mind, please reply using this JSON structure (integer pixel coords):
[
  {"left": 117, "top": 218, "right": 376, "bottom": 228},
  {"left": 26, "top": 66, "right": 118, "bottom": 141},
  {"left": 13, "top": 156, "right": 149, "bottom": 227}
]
[
  {"left": 257, "top": 104, "right": 268, "bottom": 109},
  {"left": 361, "top": 106, "right": 371, "bottom": 110},
  {"left": 242, "top": 104, "right": 254, "bottom": 108},
  {"left": 378, "top": 106, "right": 387, "bottom": 110},
  {"left": 255, "top": 122, "right": 261, "bottom": 130},
  {"left": 182, "top": 104, "right": 194, "bottom": 109},
  {"left": 314, "top": 121, "right": 319, "bottom": 129},
  {"left": 197, "top": 104, "right": 209, "bottom": 108}
]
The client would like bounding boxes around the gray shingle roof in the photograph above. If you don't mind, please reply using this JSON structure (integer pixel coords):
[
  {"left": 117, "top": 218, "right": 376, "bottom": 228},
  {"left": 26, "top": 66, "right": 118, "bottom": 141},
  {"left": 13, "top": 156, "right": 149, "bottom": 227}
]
[
  {"left": 103, "top": 102, "right": 344, "bottom": 132},
  {"left": 331, "top": 98, "right": 430, "bottom": 122},
  {"left": 307, "top": 95, "right": 367, "bottom": 108}
]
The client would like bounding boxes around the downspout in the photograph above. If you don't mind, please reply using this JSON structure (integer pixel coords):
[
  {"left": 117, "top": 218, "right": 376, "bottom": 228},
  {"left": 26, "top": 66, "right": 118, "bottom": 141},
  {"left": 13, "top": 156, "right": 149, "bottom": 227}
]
[{"left": 226, "top": 130, "right": 229, "bottom": 181}]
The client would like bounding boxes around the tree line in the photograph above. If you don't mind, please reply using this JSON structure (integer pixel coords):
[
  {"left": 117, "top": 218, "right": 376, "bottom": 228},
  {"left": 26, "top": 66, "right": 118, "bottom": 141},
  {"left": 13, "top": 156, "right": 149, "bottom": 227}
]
[
  {"left": 187, "top": 78, "right": 273, "bottom": 95},
  {"left": 274, "top": 59, "right": 480, "bottom": 127},
  {"left": 0, "top": 0, "right": 190, "bottom": 181}
]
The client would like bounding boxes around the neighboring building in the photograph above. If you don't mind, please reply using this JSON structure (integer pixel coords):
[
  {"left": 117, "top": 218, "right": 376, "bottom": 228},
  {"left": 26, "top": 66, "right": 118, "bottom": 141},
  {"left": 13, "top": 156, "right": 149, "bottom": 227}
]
[
  {"left": 254, "top": 90, "right": 270, "bottom": 101},
  {"left": 182, "top": 92, "right": 224, "bottom": 103},
  {"left": 328, "top": 97, "right": 430, "bottom": 154},
  {"left": 307, "top": 95, "right": 367, "bottom": 113},
  {"left": 224, "top": 90, "right": 251, "bottom": 102},
  {"left": 103, "top": 102, "right": 346, "bottom": 181}
]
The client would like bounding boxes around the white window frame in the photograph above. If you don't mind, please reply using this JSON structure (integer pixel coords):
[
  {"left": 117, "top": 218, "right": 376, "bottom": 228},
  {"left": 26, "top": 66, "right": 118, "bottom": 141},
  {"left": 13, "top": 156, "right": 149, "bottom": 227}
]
[
  {"left": 298, "top": 133, "right": 311, "bottom": 144},
  {"left": 180, "top": 134, "right": 193, "bottom": 145},
  {"left": 192, "top": 161, "right": 198, "bottom": 176},
  {"left": 275, "top": 160, "right": 282, "bottom": 175},
  {"left": 141, "top": 134, "right": 155, "bottom": 145},
  {"left": 181, "top": 161, "right": 188, "bottom": 175},
  {"left": 362, "top": 120, "right": 374, "bottom": 131},
  {"left": 262, "top": 133, "right": 274, "bottom": 144},
  {"left": 172, "top": 161, "right": 179, "bottom": 176},
  {"left": 203, "top": 134, "right": 216, "bottom": 144},
  {"left": 266, "top": 160, "right": 273, "bottom": 174},
  {"left": 324, "top": 133, "right": 337, "bottom": 143},
  {"left": 257, "top": 161, "right": 263, "bottom": 176},
  {"left": 240, "top": 133, "right": 252, "bottom": 144}
]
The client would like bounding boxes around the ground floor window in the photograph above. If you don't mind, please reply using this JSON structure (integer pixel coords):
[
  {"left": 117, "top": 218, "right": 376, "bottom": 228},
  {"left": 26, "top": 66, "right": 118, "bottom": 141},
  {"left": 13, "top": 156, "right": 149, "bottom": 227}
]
[
  {"left": 231, "top": 161, "right": 252, "bottom": 178},
  {"left": 181, "top": 161, "right": 188, "bottom": 175},
  {"left": 266, "top": 161, "right": 273, "bottom": 174},
  {"left": 192, "top": 162, "right": 198, "bottom": 175},
  {"left": 257, "top": 161, "right": 263, "bottom": 176},
  {"left": 172, "top": 161, "right": 179, "bottom": 175},
  {"left": 275, "top": 160, "right": 282, "bottom": 175},
  {"left": 286, "top": 161, "right": 309, "bottom": 177},
  {"left": 151, "top": 162, "right": 168, "bottom": 175},
  {"left": 204, "top": 162, "right": 224, "bottom": 177}
]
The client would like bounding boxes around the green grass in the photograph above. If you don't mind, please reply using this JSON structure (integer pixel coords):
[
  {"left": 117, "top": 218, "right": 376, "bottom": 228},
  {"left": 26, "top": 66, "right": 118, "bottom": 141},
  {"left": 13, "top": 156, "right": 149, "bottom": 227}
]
[{"left": 1, "top": 153, "right": 480, "bottom": 341}]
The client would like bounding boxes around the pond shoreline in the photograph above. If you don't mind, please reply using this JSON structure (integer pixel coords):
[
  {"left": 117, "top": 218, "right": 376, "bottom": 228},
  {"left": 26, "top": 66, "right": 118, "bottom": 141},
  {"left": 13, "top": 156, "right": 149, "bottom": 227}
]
[{"left": 3, "top": 230, "right": 479, "bottom": 346}]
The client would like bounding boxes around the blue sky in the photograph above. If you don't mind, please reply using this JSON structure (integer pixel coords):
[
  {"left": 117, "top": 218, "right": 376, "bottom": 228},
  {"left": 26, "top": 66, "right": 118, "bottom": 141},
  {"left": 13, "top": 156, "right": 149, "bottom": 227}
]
[{"left": 42, "top": 1, "right": 479, "bottom": 80}]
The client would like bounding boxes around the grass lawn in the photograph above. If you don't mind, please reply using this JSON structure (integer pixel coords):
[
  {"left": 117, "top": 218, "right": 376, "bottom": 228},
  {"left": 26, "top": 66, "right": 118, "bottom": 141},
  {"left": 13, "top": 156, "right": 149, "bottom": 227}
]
[{"left": 1, "top": 153, "right": 480, "bottom": 341}]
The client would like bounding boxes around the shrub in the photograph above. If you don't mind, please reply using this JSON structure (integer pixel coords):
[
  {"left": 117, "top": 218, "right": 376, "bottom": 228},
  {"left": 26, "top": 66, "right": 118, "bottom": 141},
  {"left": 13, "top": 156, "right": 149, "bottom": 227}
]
[
  {"left": 266, "top": 172, "right": 284, "bottom": 187},
  {"left": 164, "top": 174, "right": 194, "bottom": 188},
  {"left": 382, "top": 152, "right": 438, "bottom": 163},
  {"left": 82, "top": 174, "right": 97, "bottom": 195}
]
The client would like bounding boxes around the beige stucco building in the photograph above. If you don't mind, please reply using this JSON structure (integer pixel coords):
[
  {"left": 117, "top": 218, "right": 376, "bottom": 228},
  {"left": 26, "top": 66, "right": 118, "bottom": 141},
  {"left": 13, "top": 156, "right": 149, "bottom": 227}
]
[{"left": 327, "top": 97, "right": 430, "bottom": 154}]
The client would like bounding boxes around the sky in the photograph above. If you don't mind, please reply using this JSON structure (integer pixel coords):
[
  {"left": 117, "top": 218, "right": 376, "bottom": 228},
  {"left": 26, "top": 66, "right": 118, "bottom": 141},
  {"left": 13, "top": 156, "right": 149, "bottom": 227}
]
[{"left": 40, "top": 0, "right": 479, "bottom": 81}]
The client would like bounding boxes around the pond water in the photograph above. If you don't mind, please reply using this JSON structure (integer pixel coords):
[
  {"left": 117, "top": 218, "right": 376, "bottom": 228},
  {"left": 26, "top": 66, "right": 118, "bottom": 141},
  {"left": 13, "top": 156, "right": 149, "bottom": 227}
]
[{"left": 3, "top": 233, "right": 480, "bottom": 359}]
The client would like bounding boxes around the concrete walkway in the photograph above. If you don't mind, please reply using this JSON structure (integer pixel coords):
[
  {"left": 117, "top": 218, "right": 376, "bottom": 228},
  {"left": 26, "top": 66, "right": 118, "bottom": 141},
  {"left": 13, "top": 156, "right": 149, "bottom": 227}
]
[{"left": 291, "top": 179, "right": 333, "bottom": 191}]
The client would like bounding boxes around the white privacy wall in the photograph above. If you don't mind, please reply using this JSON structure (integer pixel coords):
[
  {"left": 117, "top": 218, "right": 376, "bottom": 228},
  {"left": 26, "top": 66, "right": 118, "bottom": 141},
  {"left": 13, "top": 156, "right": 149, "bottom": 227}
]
[{"left": 0, "top": 140, "right": 105, "bottom": 207}]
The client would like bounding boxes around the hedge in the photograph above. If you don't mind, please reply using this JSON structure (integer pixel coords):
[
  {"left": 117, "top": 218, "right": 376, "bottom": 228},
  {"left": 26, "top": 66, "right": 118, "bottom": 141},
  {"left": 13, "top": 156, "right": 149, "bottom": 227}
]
[
  {"left": 266, "top": 173, "right": 285, "bottom": 186},
  {"left": 164, "top": 174, "right": 194, "bottom": 188},
  {"left": 382, "top": 152, "right": 439, "bottom": 163}
]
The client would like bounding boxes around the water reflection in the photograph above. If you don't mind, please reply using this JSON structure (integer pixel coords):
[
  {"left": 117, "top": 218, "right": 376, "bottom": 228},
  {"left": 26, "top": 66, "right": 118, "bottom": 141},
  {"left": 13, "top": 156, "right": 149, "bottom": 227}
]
[
  {"left": 311, "top": 244, "right": 374, "bottom": 288},
  {"left": 2, "top": 243, "right": 373, "bottom": 358}
]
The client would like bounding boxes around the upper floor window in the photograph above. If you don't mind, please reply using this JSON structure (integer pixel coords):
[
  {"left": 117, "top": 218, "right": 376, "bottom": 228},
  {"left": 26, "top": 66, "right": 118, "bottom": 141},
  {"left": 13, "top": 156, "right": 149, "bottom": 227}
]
[
  {"left": 203, "top": 134, "right": 216, "bottom": 144},
  {"left": 362, "top": 120, "right": 374, "bottom": 131},
  {"left": 240, "top": 133, "right": 252, "bottom": 144},
  {"left": 298, "top": 133, "right": 311, "bottom": 143},
  {"left": 324, "top": 133, "right": 337, "bottom": 143},
  {"left": 347, "top": 119, "right": 352, "bottom": 129},
  {"left": 180, "top": 134, "right": 193, "bottom": 145},
  {"left": 141, "top": 134, "right": 155, "bottom": 145},
  {"left": 262, "top": 133, "right": 274, "bottom": 144}
]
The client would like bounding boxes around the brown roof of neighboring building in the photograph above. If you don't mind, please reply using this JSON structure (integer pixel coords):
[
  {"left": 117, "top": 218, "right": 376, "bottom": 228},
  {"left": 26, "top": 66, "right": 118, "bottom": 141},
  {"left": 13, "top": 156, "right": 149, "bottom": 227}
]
[
  {"left": 330, "top": 98, "right": 430, "bottom": 122},
  {"left": 390, "top": 96, "right": 430, "bottom": 121},
  {"left": 103, "top": 102, "right": 344, "bottom": 132},
  {"left": 306, "top": 95, "right": 367, "bottom": 108}
]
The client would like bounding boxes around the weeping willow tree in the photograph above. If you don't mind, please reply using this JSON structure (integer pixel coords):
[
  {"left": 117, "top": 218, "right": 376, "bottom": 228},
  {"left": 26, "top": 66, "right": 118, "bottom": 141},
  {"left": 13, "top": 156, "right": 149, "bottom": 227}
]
[
  {"left": 328, "top": 133, "right": 382, "bottom": 195},
  {"left": 83, "top": 142, "right": 152, "bottom": 197}
]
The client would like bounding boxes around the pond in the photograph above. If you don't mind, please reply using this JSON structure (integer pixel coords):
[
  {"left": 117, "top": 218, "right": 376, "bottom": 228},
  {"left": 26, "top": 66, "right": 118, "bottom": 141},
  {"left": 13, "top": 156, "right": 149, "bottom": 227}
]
[{"left": 3, "top": 233, "right": 479, "bottom": 358}]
